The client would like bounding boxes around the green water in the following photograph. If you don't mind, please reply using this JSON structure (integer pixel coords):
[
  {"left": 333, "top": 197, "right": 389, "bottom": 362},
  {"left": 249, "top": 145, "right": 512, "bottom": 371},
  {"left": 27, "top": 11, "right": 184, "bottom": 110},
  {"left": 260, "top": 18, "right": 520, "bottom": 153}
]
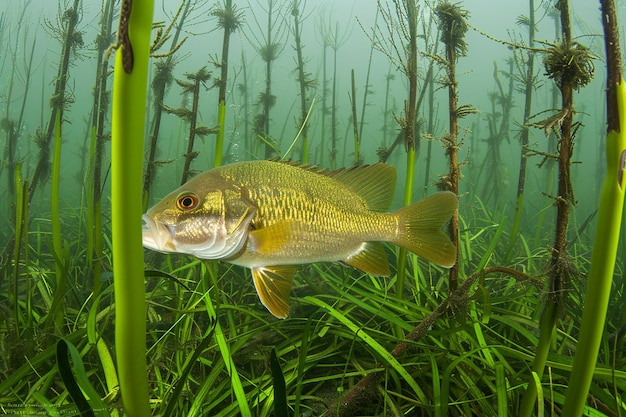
[{"left": 0, "top": 0, "right": 623, "bottom": 416}]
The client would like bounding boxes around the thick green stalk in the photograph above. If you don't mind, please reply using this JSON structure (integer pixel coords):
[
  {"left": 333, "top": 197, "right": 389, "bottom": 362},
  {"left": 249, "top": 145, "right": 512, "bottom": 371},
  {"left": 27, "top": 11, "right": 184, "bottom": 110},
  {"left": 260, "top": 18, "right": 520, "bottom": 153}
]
[
  {"left": 111, "top": 0, "right": 154, "bottom": 415},
  {"left": 561, "top": 1, "right": 624, "bottom": 415},
  {"left": 561, "top": 85, "right": 625, "bottom": 414}
]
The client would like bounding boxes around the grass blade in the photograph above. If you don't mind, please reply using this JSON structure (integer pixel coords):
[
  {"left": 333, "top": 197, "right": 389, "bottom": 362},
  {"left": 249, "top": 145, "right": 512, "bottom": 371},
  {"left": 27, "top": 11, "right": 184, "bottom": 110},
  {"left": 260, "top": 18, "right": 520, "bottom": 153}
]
[
  {"left": 303, "top": 296, "right": 425, "bottom": 401},
  {"left": 270, "top": 347, "right": 288, "bottom": 417},
  {"left": 57, "top": 338, "right": 107, "bottom": 417}
]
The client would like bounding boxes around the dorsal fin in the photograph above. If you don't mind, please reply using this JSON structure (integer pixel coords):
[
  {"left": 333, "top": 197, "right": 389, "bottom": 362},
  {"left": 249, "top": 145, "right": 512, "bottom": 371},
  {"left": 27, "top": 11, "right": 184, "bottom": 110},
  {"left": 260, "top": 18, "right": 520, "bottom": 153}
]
[{"left": 325, "top": 164, "right": 396, "bottom": 212}]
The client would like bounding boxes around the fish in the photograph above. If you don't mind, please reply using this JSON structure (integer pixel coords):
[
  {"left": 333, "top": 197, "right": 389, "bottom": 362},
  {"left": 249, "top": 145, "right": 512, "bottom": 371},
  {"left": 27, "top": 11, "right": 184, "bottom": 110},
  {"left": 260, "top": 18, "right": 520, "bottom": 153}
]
[{"left": 142, "top": 160, "right": 457, "bottom": 318}]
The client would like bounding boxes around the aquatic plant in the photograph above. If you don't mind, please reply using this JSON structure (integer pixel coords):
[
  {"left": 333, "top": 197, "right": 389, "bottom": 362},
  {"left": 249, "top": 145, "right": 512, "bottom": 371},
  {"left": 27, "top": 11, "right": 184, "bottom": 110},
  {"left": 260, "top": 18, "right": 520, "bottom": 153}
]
[
  {"left": 164, "top": 67, "right": 214, "bottom": 184},
  {"left": 519, "top": 0, "right": 596, "bottom": 414},
  {"left": 356, "top": 8, "right": 378, "bottom": 153},
  {"left": 143, "top": 0, "right": 191, "bottom": 206},
  {"left": 245, "top": 0, "right": 288, "bottom": 159},
  {"left": 29, "top": 0, "right": 84, "bottom": 198},
  {"left": 237, "top": 50, "right": 252, "bottom": 153},
  {"left": 434, "top": 1, "right": 472, "bottom": 291},
  {"left": 506, "top": 0, "right": 537, "bottom": 262},
  {"left": 420, "top": 15, "right": 439, "bottom": 198},
  {"left": 475, "top": 59, "right": 514, "bottom": 208},
  {"left": 0, "top": 1, "right": 34, "bottom": 262},
  {"left": 348, "top": 69, "right": 361, "bottom": 165},
  {"left": 30, "top": 0, "right": 85, "bottom": 334},
  {"left": 314, "top": 16, "right": 330, "bottom": 165},
  {"left": 212, "top": 0, "right": 244, "bottom": 167},
  {"left": 1, "top": 9, "right": 35, "bottom": 212},
  {"left": 85, "top": 0, "right": 114, "bottom": 298},
  {"left": 110, "top": 0, "right": 154, "bottom": 414},
  {"left": 370, "top": 1, "right": 442, "bottom": 302},
  {"left": 380, "top": 69, "right": 395, "bottom": 151},
  {"left": 317, "top": 14, "right": 351, "bottom": 168},
  {"left": 561, "top": 1, "right": 623, "bottom": 414},
  {"left": 290, "top": 0, "right": 315, "bottom": 164}
]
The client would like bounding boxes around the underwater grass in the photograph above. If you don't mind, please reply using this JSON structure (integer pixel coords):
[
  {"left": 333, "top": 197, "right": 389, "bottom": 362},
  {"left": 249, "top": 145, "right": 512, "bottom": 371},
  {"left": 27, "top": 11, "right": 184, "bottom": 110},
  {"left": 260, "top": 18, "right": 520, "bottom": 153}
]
[{"left": 110, "top": 0, "right": 154, "bottom": 414}]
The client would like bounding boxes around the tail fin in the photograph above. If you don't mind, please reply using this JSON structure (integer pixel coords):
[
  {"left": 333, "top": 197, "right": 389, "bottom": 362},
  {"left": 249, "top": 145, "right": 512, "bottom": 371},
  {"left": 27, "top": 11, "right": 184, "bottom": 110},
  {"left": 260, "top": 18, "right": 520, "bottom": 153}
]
[{"left": 391, "top": 191, "right": 457, "bottom": 268}]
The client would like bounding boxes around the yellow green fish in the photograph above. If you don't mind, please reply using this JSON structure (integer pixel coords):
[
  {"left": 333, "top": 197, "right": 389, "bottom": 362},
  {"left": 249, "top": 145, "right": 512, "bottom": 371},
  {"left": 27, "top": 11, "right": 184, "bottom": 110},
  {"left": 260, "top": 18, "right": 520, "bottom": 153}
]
[{"left": 142, "top": 160, "right": 457, "bottom": 318}]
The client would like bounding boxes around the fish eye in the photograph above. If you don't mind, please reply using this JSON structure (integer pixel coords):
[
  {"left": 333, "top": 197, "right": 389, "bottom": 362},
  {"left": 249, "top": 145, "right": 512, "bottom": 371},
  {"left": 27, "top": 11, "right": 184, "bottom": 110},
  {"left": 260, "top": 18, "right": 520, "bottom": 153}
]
[{"left": 176, "top": 192, "right": 200, "bottom": 210}]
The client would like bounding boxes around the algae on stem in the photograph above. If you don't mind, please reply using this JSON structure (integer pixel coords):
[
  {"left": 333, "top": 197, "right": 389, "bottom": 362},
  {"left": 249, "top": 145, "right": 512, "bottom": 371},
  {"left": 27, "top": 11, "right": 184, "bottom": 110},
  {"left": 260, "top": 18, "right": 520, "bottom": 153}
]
[
  {"left": 245, "top": 0, "right": 288, "bottom": 159},
  {"left": 434, "top": 1, "right": 471, "bottom": 291}
]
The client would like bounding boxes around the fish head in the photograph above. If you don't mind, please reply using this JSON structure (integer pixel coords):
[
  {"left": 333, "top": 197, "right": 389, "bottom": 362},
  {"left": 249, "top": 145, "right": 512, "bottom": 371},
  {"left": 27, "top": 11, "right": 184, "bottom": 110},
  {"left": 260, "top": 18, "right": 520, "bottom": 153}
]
[{"left": 142, "top": 172, "right": 256, "bottom": 259}]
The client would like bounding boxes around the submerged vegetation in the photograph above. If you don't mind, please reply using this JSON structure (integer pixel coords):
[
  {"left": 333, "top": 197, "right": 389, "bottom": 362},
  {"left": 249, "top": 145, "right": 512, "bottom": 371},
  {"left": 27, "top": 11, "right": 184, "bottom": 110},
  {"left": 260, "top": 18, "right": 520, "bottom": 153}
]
[{"left": 0, "top": 0, "right": 624, "bottom": 416}]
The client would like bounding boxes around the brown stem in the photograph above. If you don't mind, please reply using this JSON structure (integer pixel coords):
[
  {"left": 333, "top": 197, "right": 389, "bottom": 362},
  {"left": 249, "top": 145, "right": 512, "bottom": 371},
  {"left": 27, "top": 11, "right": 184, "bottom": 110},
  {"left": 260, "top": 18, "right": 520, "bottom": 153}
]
[
  {"left": 292, "top": 0, "right": 309, "bottom": 162},
  {"left": 601, "top": 0, "right": 623, "bottom": 133},
  {"left": 445, "top": 40, "right": 460, "bottom": 291},
  {"left": 549, "top": 0, "right": 575, "bottom": 303},
  {"left": 181, "top": 77, "right": 201, "bottom": 185},
  {"left": 29, "top": 0, "right": 81, "bottom": 198}
]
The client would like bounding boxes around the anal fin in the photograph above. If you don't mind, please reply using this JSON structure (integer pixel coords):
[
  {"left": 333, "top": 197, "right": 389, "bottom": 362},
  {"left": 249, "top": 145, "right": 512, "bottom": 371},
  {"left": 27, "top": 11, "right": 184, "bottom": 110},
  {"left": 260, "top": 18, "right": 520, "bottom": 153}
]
[
  {"left": 342, "top": 242, "right": 390, "bottom": 277},
  {"left": 251, "top": 265, "right": 297, "bottom": 319}
]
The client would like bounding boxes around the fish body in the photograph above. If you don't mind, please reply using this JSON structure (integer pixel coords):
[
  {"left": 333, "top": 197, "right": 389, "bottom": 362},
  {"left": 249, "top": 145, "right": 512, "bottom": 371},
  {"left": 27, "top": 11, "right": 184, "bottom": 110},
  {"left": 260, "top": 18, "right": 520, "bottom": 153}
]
[{"left": 142, "top": 160, "right": 457, "bottom": 318}]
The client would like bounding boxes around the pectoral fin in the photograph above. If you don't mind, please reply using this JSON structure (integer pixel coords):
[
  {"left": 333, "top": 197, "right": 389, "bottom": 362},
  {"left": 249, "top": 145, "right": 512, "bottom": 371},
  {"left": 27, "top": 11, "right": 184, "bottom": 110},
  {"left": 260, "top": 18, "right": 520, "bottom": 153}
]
[
  {"left": 248, "top": 221, "right": 294, "bottom": 255},
  {"left": 251, "top": 265, "right": 297, "bottom": 319}
]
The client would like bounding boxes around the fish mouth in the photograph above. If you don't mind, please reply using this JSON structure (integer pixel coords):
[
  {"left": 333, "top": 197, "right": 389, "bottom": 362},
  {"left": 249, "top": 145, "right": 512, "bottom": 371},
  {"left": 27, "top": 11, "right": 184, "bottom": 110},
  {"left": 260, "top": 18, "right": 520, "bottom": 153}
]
[{"left": 142, "top": 214, "right": 176, "bottom": 252}]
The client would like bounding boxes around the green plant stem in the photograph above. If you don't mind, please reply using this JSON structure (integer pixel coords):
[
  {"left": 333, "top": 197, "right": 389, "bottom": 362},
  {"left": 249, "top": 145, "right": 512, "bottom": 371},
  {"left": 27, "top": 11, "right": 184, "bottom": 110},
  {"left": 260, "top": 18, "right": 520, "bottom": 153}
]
[
  {"left": 215, "top": 101, "right": 226, "bottom": 167},
  {"left": 111, "top": 0, "right": 154, "bottom": 414},
  {"left": 12, "top": 163, "right": 25, "bottom": 336},
  {"left": 47, "top": 111, "right": 66, "bottom": 332},
  {"left": 292, "top": 0, "right": 310, "bottom": 164},
  {"left": 358, "top": 7, "right": 377, "bottom": 144},
  {"left": 350, "top": 69, "right": 359, "bottom": 165},
  {"left": 331, "top": 37, "right": 338, "bottom": 168},
  {"left": 87, "top": 0, "right": 114, "bottom": 297},
  {"left": 395, "top": 148, "right": 415, "bottom": 299},
  {"left": 518, "top": 300, "right": 558, "bottom": 416},
  {"left": 214, "top": 0, "right": 236, "bottom": 167},
  {"left": 561, "top": 0, "right": 624, "bottom": 414}
]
